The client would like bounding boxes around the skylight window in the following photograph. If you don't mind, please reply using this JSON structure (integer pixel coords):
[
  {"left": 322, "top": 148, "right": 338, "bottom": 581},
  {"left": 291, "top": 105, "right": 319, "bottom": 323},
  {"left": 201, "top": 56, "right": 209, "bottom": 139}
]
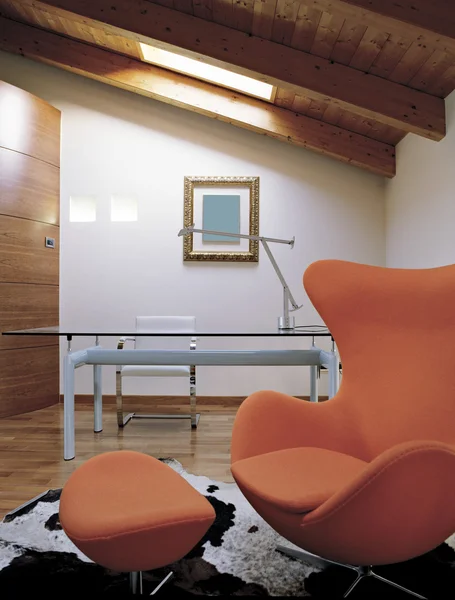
[{"left": 139, "top": 43, "right": 274, "bottom": 102}]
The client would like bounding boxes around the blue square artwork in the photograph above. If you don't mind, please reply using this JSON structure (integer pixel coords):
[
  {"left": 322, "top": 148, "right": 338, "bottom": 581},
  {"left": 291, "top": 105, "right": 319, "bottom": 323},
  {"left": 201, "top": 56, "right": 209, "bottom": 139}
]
[{"left": 202, "top": 194, "right": 241, "bottom": 242}]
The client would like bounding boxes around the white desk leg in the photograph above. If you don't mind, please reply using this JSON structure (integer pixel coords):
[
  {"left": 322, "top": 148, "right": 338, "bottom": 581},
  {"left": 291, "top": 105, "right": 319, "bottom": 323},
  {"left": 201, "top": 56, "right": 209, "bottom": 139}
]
[
  {"left": 63, "top": 352, "right": 75, "bottom": 461},
  {"left": 93, "top": 336, "right": 102, "bottom": 433},
  {"left": 310, "top": 366, "right": 319, "bottom": 402},
  {"left": 309, "top": 338, "right": 319, "bottom": 402},
  {"left": 328, "top": 341, "right": 340, "bottom": 399}
]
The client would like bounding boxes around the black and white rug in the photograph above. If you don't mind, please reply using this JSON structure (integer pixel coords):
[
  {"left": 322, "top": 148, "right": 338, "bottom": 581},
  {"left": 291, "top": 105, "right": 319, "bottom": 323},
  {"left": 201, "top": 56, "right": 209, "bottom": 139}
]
[{"left": 0, "top": 459, "right": 454, "bottom": 598}]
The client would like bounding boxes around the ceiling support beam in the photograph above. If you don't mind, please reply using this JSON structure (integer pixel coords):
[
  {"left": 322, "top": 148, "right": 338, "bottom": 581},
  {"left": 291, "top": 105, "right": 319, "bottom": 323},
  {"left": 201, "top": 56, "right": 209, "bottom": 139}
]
[
  {"left": 0, "top": 16, "right": 396, "bottom": 177},
  {"left": 10, "top": 0, "right": 446, "bottom": 141}
]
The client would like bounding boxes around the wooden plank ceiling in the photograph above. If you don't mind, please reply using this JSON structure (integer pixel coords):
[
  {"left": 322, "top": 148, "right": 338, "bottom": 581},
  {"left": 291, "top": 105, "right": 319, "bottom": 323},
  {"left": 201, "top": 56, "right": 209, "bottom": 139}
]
[{"left": 0, "top": 0, "right": 454, "bottom": 177}]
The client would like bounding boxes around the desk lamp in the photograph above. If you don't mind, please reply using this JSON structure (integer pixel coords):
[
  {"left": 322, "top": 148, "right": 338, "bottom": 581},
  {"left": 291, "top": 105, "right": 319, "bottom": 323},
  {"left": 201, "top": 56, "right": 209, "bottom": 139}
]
[{"left": 178, "top": 225, "right": 302, "bottom": 330}]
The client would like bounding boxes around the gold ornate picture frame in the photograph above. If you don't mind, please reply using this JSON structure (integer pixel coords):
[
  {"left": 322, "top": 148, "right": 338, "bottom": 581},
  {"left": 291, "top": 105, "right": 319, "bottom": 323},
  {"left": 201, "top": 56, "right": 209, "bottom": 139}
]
[{"left": 183, "top": 176, "right": 259, "bottom": 262}]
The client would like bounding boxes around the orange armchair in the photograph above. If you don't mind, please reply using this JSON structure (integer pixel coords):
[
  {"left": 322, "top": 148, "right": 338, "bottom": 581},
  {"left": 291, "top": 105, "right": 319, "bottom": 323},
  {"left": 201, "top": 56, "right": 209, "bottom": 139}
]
[{"left": 231, "top": 259, "right": 455, "bottom": 598}]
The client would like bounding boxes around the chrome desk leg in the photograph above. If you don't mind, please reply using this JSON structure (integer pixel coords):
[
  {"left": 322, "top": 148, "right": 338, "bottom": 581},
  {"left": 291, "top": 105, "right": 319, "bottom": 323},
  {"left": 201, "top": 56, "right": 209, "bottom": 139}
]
[
  {"left": 63, "top": 352, "right": 75, "bottom": 461},
  {"left": 93, "top": 336, "right": 102, "bottom": 433}
]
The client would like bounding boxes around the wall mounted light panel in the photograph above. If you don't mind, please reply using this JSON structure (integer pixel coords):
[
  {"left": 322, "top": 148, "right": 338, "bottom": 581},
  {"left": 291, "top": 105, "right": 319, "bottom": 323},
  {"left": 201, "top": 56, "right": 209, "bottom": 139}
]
[
  {"left": 111, "top": 195, "right": 138, "bottom": 222},
  {"left": 69, "top": 195, "right": 97, "bottom": 222}
]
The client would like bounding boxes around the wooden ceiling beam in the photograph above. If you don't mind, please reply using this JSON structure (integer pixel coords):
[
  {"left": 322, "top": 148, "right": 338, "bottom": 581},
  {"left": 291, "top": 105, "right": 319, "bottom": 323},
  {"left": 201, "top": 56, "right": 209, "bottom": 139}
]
[
  {"left": 306, "top": 1, "right": 455, "bottom": 57},
  {"left": 0, "top": 17, "right": 395, "bottom": 178},
  {"left": 9, "top": 0, "right": 445, "bottom": 141}
]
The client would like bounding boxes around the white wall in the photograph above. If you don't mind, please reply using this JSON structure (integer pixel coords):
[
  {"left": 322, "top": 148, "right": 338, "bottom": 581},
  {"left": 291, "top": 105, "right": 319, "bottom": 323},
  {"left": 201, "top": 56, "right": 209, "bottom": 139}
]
[
  {"left": 0, "top": 51, "right": 386, "bottom": 397},
  {"left": 386, "top": 90, "right": 455, "bottom": 268}
]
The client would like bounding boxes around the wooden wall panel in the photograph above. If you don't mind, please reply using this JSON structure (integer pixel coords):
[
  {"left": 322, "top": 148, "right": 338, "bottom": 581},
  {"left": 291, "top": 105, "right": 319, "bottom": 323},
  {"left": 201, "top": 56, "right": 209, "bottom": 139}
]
[
  {"left": 0, "top": 79, "right": 60, "bottom": 417},
  {"left": 0, "top": 345, "right": 59, "bottom": 417},
  {"left": 0, "top": 215, "right": 59, "bottom": 284},
  {"left": 0, "top": 80, "right": 60, "bottom": 166},
  {"left": 0, "top": 284, "right": 59, "bottom": 350},
  {"left": 0, "top": 148, "right": 59, "bottom": 224}
]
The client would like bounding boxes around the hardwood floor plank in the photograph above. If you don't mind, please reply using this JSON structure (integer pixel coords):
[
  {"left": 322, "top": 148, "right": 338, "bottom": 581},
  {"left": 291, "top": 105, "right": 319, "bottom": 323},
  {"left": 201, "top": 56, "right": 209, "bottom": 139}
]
[{"left": 0, "top": 402, "right": 237, "bottom": 517}]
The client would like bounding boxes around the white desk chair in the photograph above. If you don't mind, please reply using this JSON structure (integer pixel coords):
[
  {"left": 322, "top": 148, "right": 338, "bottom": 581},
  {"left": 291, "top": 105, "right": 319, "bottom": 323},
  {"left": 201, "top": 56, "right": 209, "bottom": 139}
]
[{"left": 116, "top": 316, "right": 199, "bottom": 429}]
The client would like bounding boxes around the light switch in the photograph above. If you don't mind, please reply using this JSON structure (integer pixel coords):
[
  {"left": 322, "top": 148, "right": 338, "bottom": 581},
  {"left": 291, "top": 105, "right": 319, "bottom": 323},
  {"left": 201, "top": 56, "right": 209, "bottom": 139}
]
[{"left": 45, "top": 237, "right": 55, "bottom": 249}]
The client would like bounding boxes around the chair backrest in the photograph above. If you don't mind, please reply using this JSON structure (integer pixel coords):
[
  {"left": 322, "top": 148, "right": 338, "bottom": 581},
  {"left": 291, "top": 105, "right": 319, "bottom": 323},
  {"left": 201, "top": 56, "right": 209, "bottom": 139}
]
[
  {"left": 303, "top": 259, "right": 455, "bottom": 461},
  {"left": 134, "top": 316, "right": 196, "bottom": 350}
]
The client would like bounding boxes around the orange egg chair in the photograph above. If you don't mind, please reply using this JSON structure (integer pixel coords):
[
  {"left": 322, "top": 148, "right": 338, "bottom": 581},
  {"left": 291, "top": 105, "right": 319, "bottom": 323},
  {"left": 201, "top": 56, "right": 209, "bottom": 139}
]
[{"left": 231, "top": 259, "right": 455, "bottom": 598}]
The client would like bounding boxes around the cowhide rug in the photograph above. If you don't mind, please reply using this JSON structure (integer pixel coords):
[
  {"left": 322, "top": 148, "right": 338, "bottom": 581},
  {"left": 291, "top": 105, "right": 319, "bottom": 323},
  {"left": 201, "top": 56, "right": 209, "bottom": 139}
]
[{"left": 0, "top": 459, "right": 454, "bottom": 598}]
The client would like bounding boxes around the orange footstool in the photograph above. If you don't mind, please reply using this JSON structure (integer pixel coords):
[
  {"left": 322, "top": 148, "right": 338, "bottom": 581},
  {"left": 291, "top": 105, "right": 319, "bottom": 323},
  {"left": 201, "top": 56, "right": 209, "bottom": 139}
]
[{"left": 59, "top": 450, "right": 215, "bottom": 594}]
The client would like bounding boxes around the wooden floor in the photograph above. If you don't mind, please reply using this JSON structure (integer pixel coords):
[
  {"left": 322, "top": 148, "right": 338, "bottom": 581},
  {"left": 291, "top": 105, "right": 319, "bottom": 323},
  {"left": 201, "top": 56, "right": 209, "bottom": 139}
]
[{"left": 0, "top": 401, "right": 236, "bottom": 519}]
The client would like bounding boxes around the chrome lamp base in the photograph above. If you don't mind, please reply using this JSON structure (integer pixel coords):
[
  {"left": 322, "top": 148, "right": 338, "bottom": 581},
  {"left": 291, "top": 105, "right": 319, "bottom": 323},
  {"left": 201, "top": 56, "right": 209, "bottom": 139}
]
[
  {"left": 278, "top": 316, "right": 295, "bottom": 330},
  {"left": 276, "top": 545, "right": 426, "bottom": 599}
]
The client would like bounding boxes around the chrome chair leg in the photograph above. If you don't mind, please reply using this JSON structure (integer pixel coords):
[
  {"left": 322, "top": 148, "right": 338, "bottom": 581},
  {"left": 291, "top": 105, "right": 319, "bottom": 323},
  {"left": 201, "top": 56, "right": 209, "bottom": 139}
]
[
  {"left": 116, "top": 369, "right": 200, "bottom": 429},
  {"left": 190, "top": 364, "right": 197, "bottom": 428},
  {"left": 276, "top": 546, "right": 427, "bottom": 600},
  {"left": 129, "top": 571, "right": 143, "bottom": 594},
  {"left": 370, "top": 570, "right": 426, "bottom": 599},
  {"left": 276, "top": 545, "right": 357, "bottom": 571},
  {"left": 116, "top": 368, "right": 134, "bottom": 427},
  {"left": 129, "top": 570, "right": 173, "bottom": 595},
  {"left": 150, "top": 571, "right": 173, "bottom": 595},
  {"left": 343, "top": 569, "right": 365, "bottom": 597}
]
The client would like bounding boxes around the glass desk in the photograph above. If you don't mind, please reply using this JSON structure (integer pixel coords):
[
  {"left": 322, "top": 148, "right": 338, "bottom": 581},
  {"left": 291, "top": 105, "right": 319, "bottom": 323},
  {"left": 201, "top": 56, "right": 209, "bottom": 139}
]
[{"left": 2, "top": 326, "right": 339, "bottom": 460}]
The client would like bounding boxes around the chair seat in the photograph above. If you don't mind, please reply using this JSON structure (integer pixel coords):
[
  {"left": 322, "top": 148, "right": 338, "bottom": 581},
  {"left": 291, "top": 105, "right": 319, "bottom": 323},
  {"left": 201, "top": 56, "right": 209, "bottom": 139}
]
[
  {"left": 231, "top": 447, "right": 367, "bottom": 514},
  {"left": 59, "top": 451, "right": 215, "bottom": 572},
  {"left": 120, "top": 365, "right": 191, "bottom": 377}
]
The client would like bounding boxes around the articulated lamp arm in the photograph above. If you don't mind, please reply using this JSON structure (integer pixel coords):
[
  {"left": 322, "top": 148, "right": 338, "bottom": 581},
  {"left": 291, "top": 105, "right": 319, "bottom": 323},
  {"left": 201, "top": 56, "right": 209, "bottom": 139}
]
[{"left": 178, "top": 225, "right": 302, "bottom": 329}]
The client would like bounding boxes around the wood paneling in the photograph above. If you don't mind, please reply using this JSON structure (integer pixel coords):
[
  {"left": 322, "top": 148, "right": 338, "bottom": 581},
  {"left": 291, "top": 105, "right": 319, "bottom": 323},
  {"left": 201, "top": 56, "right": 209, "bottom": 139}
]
[
  {"left": 408, "top": 50, "right": 455, "bottom": 94},
  {"left": 330, "top": 18, "right": 367, "bottom": 64},
  {"left": 0, "top": 80, "right": 60, "bottom": 418},
  {"left": 310, "top": 11, "right": 344, "bottom": 59},
  {"left": 389, "top": 41, "right": 435, "bottom": 86},
  {"left": 251, "top": 0, "right": 276, "bottom": 39},
  {"left": 212, "top": 0, "right": 234, "bottom": 28},
  {"left": 0, "top": 0, "right": 453, "bottom": 176},
  {"left": 0, "top": 17, "right": 396, "bottom": 177},
  {"left": 304, "top": 0, "right": 455, "bottom": 56},
  {"left": 5, "top": 0, "right": 444, "bottom": 141},
  {"left": 290, "top": 4, "right": 322, "bottom": 51},
  {"left": 0, "top": 80, "right": 60, "bottom": 166},
  {"left": 271, "top": 0, "right": 299, "bottom": 46},
  {"left": 0, "top": 0, "right": 142, "bottom": 59},
  {"left": 0, "top": 147, "right": 59, "bottom": 225},
  {"left": 0, "top": 345, "right": 59, "bottom": 417},
  {"left": 0, "top": 215, "right": 59, "bottom": 285},
  {"left": 0, "top": 284, "right": 59, "bottom": 350},
  {"left": 349, "top": 26, "right": 389, "bottom": 72},
  {"left": 0, "top": 0, "right": 453, "bottom": 172}
]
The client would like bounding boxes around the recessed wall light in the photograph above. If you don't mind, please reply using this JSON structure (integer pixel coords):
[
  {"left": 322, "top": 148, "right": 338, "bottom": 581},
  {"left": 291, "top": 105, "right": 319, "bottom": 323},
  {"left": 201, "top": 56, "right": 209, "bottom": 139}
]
[
  {"left": 139, "top": 43, "right": 274, "bottom": 102},
  {"left": 69, "top": 196, "right": 97, "bottom": 222},
  {"left": 111, "top": 196, "right": 138, "bottom": 222}
]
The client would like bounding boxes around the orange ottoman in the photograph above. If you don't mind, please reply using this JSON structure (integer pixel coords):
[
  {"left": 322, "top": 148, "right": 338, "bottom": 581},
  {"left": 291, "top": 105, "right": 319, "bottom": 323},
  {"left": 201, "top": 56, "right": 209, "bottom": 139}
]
[{"left": 59, "top": 450, "right": 215, "bottom": 594}]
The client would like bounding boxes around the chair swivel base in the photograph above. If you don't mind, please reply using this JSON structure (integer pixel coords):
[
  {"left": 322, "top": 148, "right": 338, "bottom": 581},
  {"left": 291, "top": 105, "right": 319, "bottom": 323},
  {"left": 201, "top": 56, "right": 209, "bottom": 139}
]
[
  {"left": 119, "top": 412, "right": 201, "bottom": 429},
  {"left": 276, "top": 545, "right": 426, "bottom": 599},
  {"left": 130, "top": 570, "right": 173, "bottom": 595}
]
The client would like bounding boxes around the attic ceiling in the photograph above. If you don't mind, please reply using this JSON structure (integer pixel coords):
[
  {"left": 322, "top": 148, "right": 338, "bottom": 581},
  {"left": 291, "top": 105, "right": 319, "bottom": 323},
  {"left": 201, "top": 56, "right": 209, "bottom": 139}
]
[{"left": 0, "top": 0, "right": 454, "bottom": 178}]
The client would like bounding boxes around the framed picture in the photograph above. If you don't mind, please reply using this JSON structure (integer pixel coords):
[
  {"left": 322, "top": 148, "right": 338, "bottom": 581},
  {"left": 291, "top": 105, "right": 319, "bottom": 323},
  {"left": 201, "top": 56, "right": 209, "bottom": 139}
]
[{"left": 183, "top": 176, "right": 259, "bottom": 261}]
